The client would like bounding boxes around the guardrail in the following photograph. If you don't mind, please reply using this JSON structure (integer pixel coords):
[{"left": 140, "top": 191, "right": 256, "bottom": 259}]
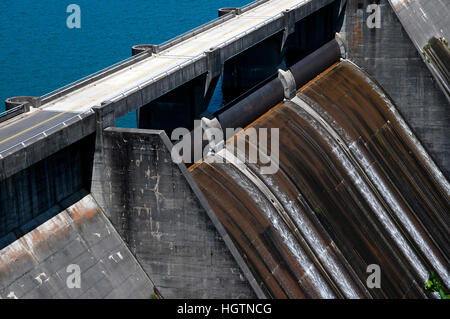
[
  {"left": 158, "top": 12, "right": 236, "bottom": 52},
  {"left": 40, "top": 0, "right": 272, "bottom": 105},
  {"left": 241, "top": 0, "right": 272, "bottom": 12},
  {"left": 0, "top": 0, "right": 310, "bottom": 159},
  {"left": 40, "top": 0, "right": 275, "bottom": 104},
  {"left": 0, "top": 107, "right": 95, "bottom": 159},
  {"left": 40, "top": 50, "right": 151, "bottom": 105},
  {"left": 109, "top": 11, "right": 287, "bottom": 102},
  {"left": 158, "top": 0, "right": 271, "bottom": 51},
  {"left": 0, "top": 104, "right": 30, "bottom": 124}
]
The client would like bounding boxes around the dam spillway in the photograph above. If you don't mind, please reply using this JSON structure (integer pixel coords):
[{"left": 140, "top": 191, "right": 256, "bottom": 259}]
[
  {"left": 190, "top": 60, "right": 450, "bottom": 298},
  {"left": 0, "top": 0, "right": 448, "bottom": 300}
]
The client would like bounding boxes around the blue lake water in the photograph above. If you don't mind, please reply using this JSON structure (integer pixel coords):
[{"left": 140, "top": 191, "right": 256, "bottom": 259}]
[{"left": 0, "top": 0, "right": 251, "bottom": 127}]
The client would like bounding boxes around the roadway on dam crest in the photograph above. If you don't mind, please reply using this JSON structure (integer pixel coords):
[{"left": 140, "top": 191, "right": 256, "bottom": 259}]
[{"left": 0, "top": 0, "right": 311, "bottom": 157}]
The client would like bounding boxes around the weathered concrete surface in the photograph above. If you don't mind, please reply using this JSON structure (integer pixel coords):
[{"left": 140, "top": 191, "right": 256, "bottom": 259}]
[
  {"left": 0, "top": 135, "right": 95, "bottom": 249},
  {"left": 91, "top": 128, "right": 255, "bottom": 298},
  {"left": 190, "top": 60, "right": 449, "bottom": 298},
  {"left": 341, "top": 0, "right": 450, "bottom": 179},
  {"left": 0, "top": 194, "right": 154, "bottom": 299},
  {"left": 388, "top": 0, "right": 449, "bottom": 48},
  {"left": 388, "top": 0, "right": 450, "bottom": 100}
]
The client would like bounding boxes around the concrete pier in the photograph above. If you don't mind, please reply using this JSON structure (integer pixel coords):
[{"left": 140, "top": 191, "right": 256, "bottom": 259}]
[
  {"left": 284, "top": 0, "right": 341, "bottom": 66},
  {"left": 91, "top": 128, "right": 255, "bottom": 298},
  {"left": 222, "top": 33, "right": 284, "bottom": 103},
  {"left": 137, "top": 74, "right": 218, "bottom": 135}
]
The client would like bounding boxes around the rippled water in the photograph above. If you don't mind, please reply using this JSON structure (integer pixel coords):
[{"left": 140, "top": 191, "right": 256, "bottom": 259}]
[{"left": 0, "top": 0, "right": 250, "bottom": 127}]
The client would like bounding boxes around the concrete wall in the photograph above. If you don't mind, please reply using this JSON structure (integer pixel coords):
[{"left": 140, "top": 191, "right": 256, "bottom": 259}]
[
  {"left": 0, "top": 135, "right": 95, "bottom": 249},
  {"left": 388, "top": 0, "right": 450, "bottom": 100},
  {"left": 341, "top": 0, "right": 450, "bottom": 179},
  {"left": 91, "top": 128, "right": 255, "bottom": 299}
]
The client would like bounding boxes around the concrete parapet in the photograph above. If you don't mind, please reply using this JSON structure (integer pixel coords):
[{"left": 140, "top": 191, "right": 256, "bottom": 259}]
[
  {"left": 40, "top": 53, "right": 151, "bottom": 106},
  {"left": 131, "top": 44, "right": 160, "bottom": 56},
  {"left": 4, "top": 96, "right": 40, "bottom": 111},
  {"left": 218, "top": 7, "right": 241, "bottom": 17},
  {"left": 158, "top": 12, "right": 236, "bottom": 52},
  {"left": 0, "top": 111, "right": 95, "bottom": 180},
  {"left": 0, "top": 104, "right": 30, "bottom": 124}
]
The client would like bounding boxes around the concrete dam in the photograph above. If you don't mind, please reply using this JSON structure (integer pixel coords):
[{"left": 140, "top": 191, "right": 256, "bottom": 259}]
[{"left": 0, "top": 0, "right": 449, "bottom": 299}]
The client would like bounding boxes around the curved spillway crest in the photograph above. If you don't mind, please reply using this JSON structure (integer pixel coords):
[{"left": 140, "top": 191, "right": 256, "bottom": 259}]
[{"left": 189, "top": 60, "right": 450, "bottom": 299}]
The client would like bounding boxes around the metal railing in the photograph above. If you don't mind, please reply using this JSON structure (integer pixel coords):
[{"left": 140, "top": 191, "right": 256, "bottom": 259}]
[
  {"left": 0, "top": 0, "right": 309, "bottom": 159},
  {"left": 40, "top": 50, "right": 151, "bottom": 104},
  {"left": 0, "top": 104, "right": 29, "bottom": 123},
  {"left": 41, "top": 0, "right": 276, "bottom": 103},
  {"left": 0, "top": 107, "right": 95, "bottom": 159},
  {"left": 158, "top": 0, "right": 271, "bottom": 51}
]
